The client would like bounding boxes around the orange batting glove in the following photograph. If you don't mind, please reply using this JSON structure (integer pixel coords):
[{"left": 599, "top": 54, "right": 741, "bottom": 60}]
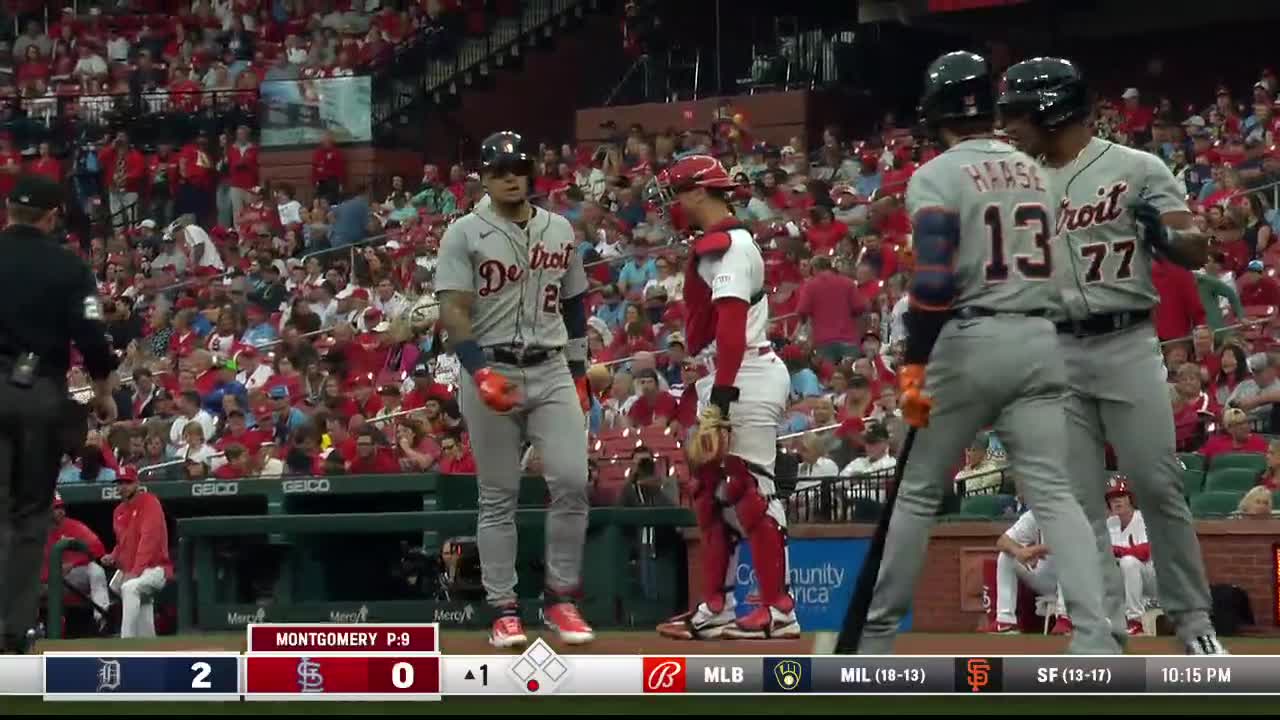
[
  {"left": 898, "top": 363, "right": 933, "bottom": 428},
  {"left": 474, "top": 368, "right": 520, "bottom": 413}
]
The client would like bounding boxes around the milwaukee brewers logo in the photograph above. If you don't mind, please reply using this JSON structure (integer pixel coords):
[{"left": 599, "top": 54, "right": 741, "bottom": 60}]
[{"left": 773, "top": 660, "right": 803, "bottom": 691}]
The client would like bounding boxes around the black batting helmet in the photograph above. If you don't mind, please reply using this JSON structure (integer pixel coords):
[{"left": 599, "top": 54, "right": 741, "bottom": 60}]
[
  {"left": 479, "top": 131, "right": 533, "bottom": 176},
  {"left": 920, "top": 51, "right": 995, "bottom": 128},
  {"left": 998, "top": 57, "right": 1090, "bottom": 129}
]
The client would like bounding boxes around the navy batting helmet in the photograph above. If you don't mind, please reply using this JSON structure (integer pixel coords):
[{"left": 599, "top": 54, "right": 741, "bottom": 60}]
[
  {"left": 479, "top": 131, "right": 533, "bottom": 176},
  {"left": 998, "top": 57, "right": 1090, "bottom": 129},
  {"left": 920, "top": 51, "right": 994, "bottom": 129}
]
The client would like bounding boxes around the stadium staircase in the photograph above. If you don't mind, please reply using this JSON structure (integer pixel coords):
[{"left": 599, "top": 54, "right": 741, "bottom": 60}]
[{"left": 373, "top": 0, "right": 610, "bottom": 140}]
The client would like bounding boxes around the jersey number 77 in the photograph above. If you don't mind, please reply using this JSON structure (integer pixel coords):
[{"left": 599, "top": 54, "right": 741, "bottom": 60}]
[{"left": 983, "top": 203, "right": 1052, "bottom": 282}]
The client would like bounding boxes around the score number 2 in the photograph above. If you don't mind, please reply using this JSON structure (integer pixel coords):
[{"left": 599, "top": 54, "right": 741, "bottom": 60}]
[{"left": 191, "top": 661, "right": 211, "bottom": 689}]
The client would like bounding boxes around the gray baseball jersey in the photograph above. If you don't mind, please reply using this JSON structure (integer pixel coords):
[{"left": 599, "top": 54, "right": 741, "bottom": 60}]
[
  {"left": 435, "top": 203, "right": 588, "bottom": 348},
  {"left": 905, "top": 138, "right": 1061, "bottom": 314},
  {"left": 1044, "top": 137, "right": 1186, "bottom": 318}
]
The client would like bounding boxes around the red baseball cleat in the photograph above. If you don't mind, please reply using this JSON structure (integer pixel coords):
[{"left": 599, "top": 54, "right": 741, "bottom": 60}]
[
  {"left": 489, "top": 616, "right": 528, "bottom": 649},
  {"left": 1126, "top": 619, "right": 1144, "bottom": 636},
  {"left": 721, "top": 606, "right": 801, "bottom": 640},
  {"left": 544, "top": 602, "right": 595, "bottom": 645},
  {"left": 1050, "top": 616, "right": 1073, "bottom": 635},
  {"left": 987, "top": 621, "right": 1021, "bottom": 635}
]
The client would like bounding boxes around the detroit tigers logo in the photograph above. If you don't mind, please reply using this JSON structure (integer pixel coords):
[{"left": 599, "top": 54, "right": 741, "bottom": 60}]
[
  {"left": 1057, "top": 181, "right": 1128, "bottom": 235},
  {"left": 477, "top": 244, "right": 573, "bottom": 297}
]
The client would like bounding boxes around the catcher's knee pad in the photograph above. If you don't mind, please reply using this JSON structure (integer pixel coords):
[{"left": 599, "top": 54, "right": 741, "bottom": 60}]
[{"left": 722, "top": 456, "right": 772, "bottom": 533}]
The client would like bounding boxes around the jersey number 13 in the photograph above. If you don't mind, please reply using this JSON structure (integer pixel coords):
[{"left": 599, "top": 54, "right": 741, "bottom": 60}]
[{"left": 983, "top": 204, "right": 1052, "bottom": 282}]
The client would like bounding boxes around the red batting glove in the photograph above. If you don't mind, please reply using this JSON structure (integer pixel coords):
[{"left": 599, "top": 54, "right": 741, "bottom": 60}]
[
  {"left": 473, "top": 368, "right": 519, "bottom": 413},
  {"left": 574, "top": 375, "right": 591, "bottom": 415},
  {"left": 898, "top": 364, "right": 932, "bottom": 428}
]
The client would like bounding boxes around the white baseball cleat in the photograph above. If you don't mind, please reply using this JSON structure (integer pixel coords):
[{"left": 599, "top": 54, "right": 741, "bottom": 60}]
[{"left": 656, "top": 602, "right": 737, "bottom": 640}]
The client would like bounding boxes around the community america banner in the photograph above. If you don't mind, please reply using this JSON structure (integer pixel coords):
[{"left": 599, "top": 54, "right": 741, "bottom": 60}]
[
  {"left": 734, "top": 538, "right": 913, "bottom": 631},
  {"left": 260, "top": 76, "right": 372, "bottom": 147}
]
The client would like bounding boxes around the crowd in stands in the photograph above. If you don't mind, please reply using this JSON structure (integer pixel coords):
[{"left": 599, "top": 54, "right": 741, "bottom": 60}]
[{"left": 32, "top": 10, "right": 1280, "bottom": 521}]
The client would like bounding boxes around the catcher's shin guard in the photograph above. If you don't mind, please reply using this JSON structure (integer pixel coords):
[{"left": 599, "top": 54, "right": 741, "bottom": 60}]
[
  {"left": 693, "top": 463, "right": 736, "bottom": 611},
  {"left": 723, "top": 456, "right": 792, "bottom": 611}
]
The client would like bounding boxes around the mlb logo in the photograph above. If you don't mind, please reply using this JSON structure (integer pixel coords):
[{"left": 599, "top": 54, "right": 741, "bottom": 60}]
[
  {"left": 963, "top": 95, "right": 978, "bottom": 116},
  {"left": 642, "top": 657, "right": 686, "bottom": 693}
]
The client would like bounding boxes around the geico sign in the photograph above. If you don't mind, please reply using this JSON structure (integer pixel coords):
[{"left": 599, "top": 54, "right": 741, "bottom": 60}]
[
  {"left": 100, "top": 485, "right": 148, "bottom": 501},
  {"left": 190, "top": 482, "right": 240, "bottom": 497},
  {"left": 282, "top": 479, "right": 331, "bottom": 494}
]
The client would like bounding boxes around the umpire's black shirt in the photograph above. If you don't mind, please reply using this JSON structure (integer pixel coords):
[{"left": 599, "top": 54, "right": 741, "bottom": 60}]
[{"left": 0, "top": 224, "right": 116, "bottom": 381}]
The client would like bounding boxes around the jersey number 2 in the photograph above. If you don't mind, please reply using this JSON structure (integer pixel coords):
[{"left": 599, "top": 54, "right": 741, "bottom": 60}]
[
  {"left": 542, "top": 285, "right": 560, "bottom": 313},
  {"left": 984, "top": 204, "right": 1052, "bottom": 282}
]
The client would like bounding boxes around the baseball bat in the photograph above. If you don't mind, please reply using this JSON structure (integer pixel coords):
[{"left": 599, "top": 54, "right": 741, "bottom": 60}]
[{"left": 811, "top": 426, "right": 917, "bottom": 655}]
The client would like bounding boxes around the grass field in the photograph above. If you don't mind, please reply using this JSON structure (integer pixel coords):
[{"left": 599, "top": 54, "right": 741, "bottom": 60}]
[{"left": 8, "top": 632, "right": 1280, "bottom": 715}]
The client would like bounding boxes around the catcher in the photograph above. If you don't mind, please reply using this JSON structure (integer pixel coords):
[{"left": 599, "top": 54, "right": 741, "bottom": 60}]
[{"left": 653, "top": 155, "right": 797, "bottom": 640}]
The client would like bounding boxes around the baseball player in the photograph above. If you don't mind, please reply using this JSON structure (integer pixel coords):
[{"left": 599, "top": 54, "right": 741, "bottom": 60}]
[
  {"left": 999, "top": 57, "right": 1226, "bottom": 654},
  {"left": 651, "top": 154, "right": 797, "bottom": 640},
  {"left": 854, "top": 51, "right": 1119, "bottom": 655},
  {"left": 42, "top": 493, "right": 110, "bottom": 632},
  {"left": 1104, "top": 476, "right": 1156, "bottom": 636},
  {"left": 436, "top": 131, "right": 594, "bottom": 648},
  {"left": 100, "top": 468, "right": 172, "bottom": 638},
  {"left": 990, "top": 505, "right": 1064, "bottom": 634}
]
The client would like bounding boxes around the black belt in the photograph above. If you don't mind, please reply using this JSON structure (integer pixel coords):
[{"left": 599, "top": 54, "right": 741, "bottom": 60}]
[
  {"left": 1055, "top": 309, "right": 1150, "bottom": 337},
  {"left": 952, "top": 307, "right": 1050, "bottom": 320},
  {"left": 484, "top": 346, "right": 562, "bottom": 366}
]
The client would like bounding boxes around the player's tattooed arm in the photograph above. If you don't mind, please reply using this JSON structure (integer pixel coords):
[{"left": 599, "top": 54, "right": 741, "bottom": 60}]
[
  {"left": 561, "top": 292, "right": 588, "bottom": 377},
  {"left": 439, "top": 290, "right": 487, "bottom": 374},
  {"left": 902, "top": 208, "right": 959, "bottom": 365},
  {"left": 1158, "top": 209, "right": 1209, "bottom": 269}
]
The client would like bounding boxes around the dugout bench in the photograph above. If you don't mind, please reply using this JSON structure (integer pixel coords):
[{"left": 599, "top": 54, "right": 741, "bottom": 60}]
[{"left": 174, "top": 506, "right": 695, "bottom": 632}]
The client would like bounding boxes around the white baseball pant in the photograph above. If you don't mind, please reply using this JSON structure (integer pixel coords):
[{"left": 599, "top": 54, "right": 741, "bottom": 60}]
[
  {"left": 119, "top": 567, "right": 167, "bottom": 638},
  {"left": 63, "top": 564, "right": 110, "bottom": 620},
  {"left": 995, "top": 552, "right": 1062, "bottom": 624},
  {"left": 1119, "top": 555, "right": 1157, "bottom": 621}
]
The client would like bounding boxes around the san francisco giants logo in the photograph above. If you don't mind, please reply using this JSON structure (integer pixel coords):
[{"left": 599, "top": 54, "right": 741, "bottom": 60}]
[
  {"left": 966, "top": 658, "right": 991, "bottom": 692},
  {"left": 643, "top": 658, "right": 686, "bottom": 693}
]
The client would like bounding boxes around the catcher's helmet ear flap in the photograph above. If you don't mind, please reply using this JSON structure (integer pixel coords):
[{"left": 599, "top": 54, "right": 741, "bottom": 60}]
[
  {"left": 998, "top": 57, "right": 1090, "bottom": 129},
  {"left": 920, "top": 51, "right": 995, "bottom": 129},
  {"left": 479, "top": 131, "right": 533, "bottom": 176}
]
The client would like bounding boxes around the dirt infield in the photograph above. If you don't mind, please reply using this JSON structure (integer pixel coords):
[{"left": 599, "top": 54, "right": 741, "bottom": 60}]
[{"left": 38, "top": 630, "right": 1280, "bottom": 655}]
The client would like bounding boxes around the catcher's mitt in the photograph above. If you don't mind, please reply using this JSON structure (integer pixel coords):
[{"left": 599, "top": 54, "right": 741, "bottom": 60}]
[{"left": 685, "top": 406, "right": 732, "bottom": 468}]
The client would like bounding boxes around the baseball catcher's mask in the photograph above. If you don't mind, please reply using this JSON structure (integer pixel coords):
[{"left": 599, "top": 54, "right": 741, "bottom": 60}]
[{"left": 646, "top": 154, "right": 738, "bottom": 214}]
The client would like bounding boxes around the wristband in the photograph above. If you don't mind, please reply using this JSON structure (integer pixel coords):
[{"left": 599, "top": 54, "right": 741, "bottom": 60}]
[{"left": 454, "top": 338, "right": 487, "bottom": 375}]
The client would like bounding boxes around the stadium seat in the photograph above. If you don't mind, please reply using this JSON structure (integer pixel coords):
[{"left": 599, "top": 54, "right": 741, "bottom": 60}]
[
  {"left": 595, "top": 462, "right": 631, "bottom": 505},
  {"left": 1208, "top": 452, "right": 1267, "bottom": 473},
  {"left": 1177, "top": 453, "right": 1204, "bottom": 472},
  {"left": 959, "top": 494, "right": 1017, "bottom": 519},
  {"left": 1181, "top": 468, "right": 1205, "bottom": 498},
  {"left": 1204, "top": 467, "right": 1261, "bottom": 493},
  {"left": 1190, "top": 491, "right": 1245, "bottom": 519}
]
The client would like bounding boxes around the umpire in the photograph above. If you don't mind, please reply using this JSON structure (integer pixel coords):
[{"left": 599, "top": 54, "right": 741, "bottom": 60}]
[{"left": 0, "top": 175, "right": 116, "bottom": 654}]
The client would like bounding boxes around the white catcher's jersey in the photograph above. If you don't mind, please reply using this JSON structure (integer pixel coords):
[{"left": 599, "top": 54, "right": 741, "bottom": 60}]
[
  {"left": 696, "top": 227, "right": 771, "bottom": 358},
  {"left": 1107, "top": 509, "right": 1149, "bottom": 548},
  {"left": 1043, "top": 137, "right": 1187, "bottom": 318},
  {"left": 435, "top": 203, "right": 588, "bottom": 349},
  {"left": 905, "top": 138, "right": 1061, "bottom": 314},
  {"left": 1003, "top": 509, "right": 1043, "bottom": 547}
]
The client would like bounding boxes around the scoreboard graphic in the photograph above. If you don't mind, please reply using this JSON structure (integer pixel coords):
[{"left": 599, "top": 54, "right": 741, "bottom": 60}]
[{"left": 2, "top": 623, "right": 1278, "bottom": 699}]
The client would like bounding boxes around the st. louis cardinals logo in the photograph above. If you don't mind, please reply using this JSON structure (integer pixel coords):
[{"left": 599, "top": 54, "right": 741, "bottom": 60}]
[
  {"left": 477, "top": 244, "right": 573, "bottom": 297},
  {"left": 643, "top": 657, "right": 686, "bottom": 693},
  {"left": 1057, "top": 181, "right": 1128, "bottom": 235}
]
